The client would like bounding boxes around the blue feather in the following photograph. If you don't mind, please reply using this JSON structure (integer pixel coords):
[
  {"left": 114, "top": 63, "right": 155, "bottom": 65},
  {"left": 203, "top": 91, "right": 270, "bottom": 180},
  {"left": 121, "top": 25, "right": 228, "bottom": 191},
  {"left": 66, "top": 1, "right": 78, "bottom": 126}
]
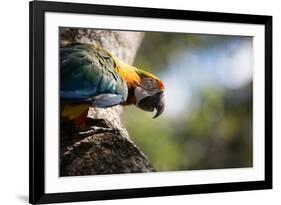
[{"left": 60, "top": 43, "right": 128, "bottom": 107}]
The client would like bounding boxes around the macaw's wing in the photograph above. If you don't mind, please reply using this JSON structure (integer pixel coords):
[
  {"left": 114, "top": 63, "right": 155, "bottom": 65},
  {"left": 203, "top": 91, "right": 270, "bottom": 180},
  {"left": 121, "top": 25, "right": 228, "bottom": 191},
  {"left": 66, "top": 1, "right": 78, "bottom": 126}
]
[{"left": 60, "top": 43, "right": 128, "bottom": 108}]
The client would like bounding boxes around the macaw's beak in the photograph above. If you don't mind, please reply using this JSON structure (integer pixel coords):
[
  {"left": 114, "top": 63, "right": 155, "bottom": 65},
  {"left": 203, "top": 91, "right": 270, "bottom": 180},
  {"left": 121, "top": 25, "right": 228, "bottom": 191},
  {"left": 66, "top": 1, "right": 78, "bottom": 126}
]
[{"left": 137, "top": 91, "right": 165, "bottom": 118}]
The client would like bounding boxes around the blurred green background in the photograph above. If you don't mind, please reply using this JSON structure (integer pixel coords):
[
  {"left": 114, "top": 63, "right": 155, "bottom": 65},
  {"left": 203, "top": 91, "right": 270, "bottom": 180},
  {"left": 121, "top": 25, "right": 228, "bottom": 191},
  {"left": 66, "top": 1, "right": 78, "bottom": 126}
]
[{"left": 122, "top": 32, "right": 253, "bottom": 171}]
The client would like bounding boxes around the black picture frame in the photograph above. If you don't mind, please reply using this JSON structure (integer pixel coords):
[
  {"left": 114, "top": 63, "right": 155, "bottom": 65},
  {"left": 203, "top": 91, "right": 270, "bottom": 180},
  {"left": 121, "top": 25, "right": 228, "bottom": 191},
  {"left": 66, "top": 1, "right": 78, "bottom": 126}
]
[{"left": 29, "top": 0, "right": 272, "bottom": 204}]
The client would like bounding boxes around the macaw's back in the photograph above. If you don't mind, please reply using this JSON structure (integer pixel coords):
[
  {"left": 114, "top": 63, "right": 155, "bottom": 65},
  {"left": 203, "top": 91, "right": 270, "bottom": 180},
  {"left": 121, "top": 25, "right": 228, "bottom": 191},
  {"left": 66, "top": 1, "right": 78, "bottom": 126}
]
[
  {"left": 60, "top": 43, "right": 128, "bottom": 104},
  {"left": 60, "top": 43, "right": 128, "bottom": 127}
]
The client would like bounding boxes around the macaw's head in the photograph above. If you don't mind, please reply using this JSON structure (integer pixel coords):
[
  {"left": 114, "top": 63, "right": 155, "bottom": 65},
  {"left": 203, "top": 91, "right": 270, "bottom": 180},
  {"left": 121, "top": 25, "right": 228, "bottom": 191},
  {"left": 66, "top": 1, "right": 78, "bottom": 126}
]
[
  {"left": 114, "top": 57, "right": 165, "bottom": 118},
  {"left": 134, "top": 69, "right": 165, "bottom": 118}
]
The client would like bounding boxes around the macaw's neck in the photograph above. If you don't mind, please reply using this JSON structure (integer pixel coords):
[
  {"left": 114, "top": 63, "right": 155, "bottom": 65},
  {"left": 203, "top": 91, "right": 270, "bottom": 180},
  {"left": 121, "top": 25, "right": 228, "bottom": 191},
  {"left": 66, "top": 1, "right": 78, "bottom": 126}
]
[
  {"left": 115, "top": 59, "right": 141, "bottom": 88},
  {"left": 114, "top": 58, "right": 141, "bottom": 105}
]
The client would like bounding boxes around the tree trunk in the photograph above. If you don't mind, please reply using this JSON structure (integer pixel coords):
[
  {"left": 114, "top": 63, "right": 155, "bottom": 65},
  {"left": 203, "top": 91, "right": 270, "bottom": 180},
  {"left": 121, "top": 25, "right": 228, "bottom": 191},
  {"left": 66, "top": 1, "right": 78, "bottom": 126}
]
[{"left": 59, "top": 28, "right": 155, "bottom": 176}]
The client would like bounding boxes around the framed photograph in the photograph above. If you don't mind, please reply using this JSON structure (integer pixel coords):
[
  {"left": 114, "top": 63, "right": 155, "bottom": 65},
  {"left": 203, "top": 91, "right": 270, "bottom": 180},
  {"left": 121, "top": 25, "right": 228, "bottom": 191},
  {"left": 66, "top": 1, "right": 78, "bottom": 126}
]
[{"left": 29, "top": 0, "right": 272, "bottom": 204}]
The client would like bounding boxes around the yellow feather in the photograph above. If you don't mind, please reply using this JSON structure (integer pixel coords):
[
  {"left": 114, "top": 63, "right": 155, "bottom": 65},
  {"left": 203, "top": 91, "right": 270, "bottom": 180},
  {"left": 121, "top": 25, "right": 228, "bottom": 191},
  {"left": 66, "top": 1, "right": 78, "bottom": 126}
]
[
  {"left": 114, "top": 58, "right": 141, "bottom": 88},
  {"left": 61, "top": 103, "right": 89, "bottom": 120}
]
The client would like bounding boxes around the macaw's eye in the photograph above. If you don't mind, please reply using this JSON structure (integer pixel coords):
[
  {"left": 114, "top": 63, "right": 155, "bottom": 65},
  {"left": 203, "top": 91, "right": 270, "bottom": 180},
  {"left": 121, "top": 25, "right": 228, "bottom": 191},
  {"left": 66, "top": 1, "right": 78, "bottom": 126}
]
[{"left": 141, "top": 77, "right": 157, "bottom": 92}]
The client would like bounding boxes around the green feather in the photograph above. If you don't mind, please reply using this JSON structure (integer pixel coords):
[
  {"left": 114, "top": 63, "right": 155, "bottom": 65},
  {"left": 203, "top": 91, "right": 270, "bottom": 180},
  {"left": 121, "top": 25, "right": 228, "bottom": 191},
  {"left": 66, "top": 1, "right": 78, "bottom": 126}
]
[{"left": 60, "top": 42, "right": 128, "bottom": 107}]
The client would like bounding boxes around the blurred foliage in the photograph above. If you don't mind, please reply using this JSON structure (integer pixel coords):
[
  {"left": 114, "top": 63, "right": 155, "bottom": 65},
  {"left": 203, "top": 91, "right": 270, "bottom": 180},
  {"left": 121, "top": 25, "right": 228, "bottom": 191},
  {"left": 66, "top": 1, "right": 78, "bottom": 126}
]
[
  {"left": 135, "top": 32, "right": 243, "bottom": 73},
  {"left": 122, "top": 32, "right": 253, "bottom": 171}
]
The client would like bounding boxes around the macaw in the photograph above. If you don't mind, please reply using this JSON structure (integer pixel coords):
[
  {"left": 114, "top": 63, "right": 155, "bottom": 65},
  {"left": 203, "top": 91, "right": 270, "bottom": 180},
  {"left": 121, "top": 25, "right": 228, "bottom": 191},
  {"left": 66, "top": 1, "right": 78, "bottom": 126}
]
[{"left": 60, "top": 42, "right": 165, "bottom": 130}]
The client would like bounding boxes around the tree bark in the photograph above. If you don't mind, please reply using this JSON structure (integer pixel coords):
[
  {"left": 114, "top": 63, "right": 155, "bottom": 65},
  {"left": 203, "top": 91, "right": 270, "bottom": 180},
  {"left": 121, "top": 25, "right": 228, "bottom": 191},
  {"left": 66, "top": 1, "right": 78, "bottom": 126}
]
[{"left": 59, "top": 28, "right": 155, "bottom": 176}]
